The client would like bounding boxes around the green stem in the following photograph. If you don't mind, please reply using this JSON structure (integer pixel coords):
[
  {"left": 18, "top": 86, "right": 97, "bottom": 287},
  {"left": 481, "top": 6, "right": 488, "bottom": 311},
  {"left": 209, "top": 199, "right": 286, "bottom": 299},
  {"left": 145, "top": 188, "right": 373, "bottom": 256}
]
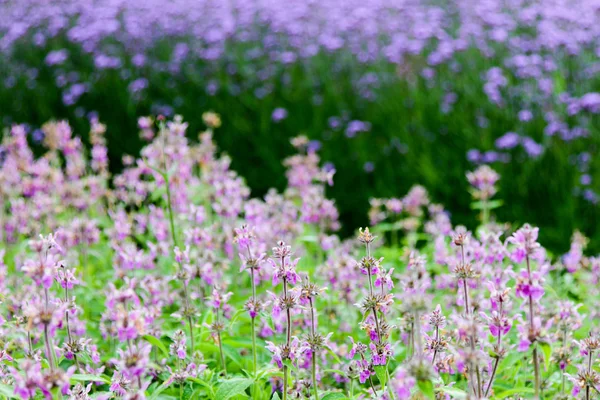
[
  {"left": 43, "top": 324, "right": 55, "bottom": 370},
  {"left": 283, "top": 365, "right": 288, "bottom": 400},
  {"left": 164, "top": 171, "right": 178, "bottom": 248},
  {"left": 526, "top": 255, "right": 540, "bottom": 399},
  {"left": 349, "top": 378, "right": 354, "bottom": 399},
  {"left": 312, "top": 355, "right": 319, "bottom": 400},
  {"left": 187, "top": 316, "right": 195, "bottom": 356},
  {"left": 217, "top": 330, "right": 227, "bottom": 377},
  {"left": 482, "top": 199, "right": 490, "bottom": 225}
]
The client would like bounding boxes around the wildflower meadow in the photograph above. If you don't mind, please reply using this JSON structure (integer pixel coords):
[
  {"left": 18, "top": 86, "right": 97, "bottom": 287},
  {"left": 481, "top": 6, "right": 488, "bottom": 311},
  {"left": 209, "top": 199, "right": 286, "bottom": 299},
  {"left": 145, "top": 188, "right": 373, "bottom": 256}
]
[
  {"left": 1, "top": 1, "right": 600, "bottom": 400},
  {"left": 0, "top": 115, "right": 599, "bottom": 400}
]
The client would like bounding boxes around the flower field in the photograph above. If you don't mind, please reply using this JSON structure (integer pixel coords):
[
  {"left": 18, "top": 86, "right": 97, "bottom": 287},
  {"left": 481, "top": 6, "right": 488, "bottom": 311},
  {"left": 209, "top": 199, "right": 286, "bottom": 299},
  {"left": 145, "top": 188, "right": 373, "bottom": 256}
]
[
  {"left": 1, "top": 0, "right": 599, "bottom": 248},
  {"left": 0, "top": 115, "right": 598, "bottom": 400},
  {"left": 1, "top": 0, "right": 600, "bottom": 399}
]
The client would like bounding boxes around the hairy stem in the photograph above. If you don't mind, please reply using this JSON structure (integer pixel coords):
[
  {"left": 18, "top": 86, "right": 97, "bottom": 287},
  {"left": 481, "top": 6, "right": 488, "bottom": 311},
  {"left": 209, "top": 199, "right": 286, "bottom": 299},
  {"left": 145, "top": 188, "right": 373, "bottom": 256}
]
[
  {"left": 309, "top": 297, "right": 319, "bottom": 400},
  {"left": 526, "top": 255, "right": 540, "bottom": 398},
  {"left": 43, "top": 324, "right": 55, "bottom": 370},
  {"left": 217, "top": 330, "right": 227, "bottom": 377},
  {"left": 282, "top": 253, "right": 292, "bottom": 400},
  {"left": 64, "top": 286, "right": 81, "bottom": 372}
]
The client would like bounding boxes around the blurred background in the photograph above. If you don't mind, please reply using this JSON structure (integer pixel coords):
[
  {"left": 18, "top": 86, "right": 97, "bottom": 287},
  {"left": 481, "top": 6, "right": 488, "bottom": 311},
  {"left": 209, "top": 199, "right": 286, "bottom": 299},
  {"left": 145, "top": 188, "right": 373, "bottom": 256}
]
[{"left": 1, "top": 0, "right": 599, "bottom": 253}]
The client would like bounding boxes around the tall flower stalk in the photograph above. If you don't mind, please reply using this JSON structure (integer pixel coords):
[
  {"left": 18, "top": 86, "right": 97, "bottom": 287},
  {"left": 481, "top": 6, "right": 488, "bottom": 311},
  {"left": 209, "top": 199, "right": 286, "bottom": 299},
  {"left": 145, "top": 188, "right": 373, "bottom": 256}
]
[
  {"left": 267, "top": 241, "right": 301, "bottom": 400},
  {"left": 151, "top": 119, "right": 195, "bottom": 358},
  {"left": 206, "top": 287, "right": 232, "bottom": 377},
  {"left": 509, "top": 224, "right": 545, "bottom": 399},
  {"left": 452, "top": 231, "right": 482, "bottom": 397},
  {"left": 234, "top": 225, "right": 265, "bottom": 385},
  {"left": 300, "top": 277, "right": 329, "bottom": 400},
  {"left": 353, "top": 228, "right": 394, "bottom": 396},
  {"left": 483, "top": 283, "right": 511, "bottom": 397}
]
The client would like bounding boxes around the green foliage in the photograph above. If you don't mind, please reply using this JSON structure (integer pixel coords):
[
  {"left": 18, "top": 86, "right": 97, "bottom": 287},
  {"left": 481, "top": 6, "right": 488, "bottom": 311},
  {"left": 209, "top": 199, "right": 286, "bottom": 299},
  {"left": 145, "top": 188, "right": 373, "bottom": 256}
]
[
  {"left": 321, "top": 393, "right": 348, "bottom": 400},
  {"left": 417, "top": 379, "right": 436, "bottom": 399},
  {"left": 215, "top": 378, "right": 252, "bottom": 400},
  {"left": 1, "top": 39, "right": 599, "bottom": 253}
]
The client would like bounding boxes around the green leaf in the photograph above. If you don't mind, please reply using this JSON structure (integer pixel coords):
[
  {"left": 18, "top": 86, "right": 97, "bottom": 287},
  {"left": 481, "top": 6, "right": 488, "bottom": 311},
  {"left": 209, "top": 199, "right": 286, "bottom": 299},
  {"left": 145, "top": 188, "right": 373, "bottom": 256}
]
[
  {"left": 374, "top": 365, "right": 387, "bottom": 387},
  {"left": 71, "top": 373, "right": 111, "bottom": 384},
  {"left": 437, "top": 386, "right": 467, "bottom": 399},
  {"left": 186, "top": 378, "right": 215, "bottom": 400},
  {"left": 0, "top": 383, "right": 18, "bottom": 399},
  {"left": 215, "top": 378, "right": 252, "bottom": 400},
  {"left": 143, "top": 334, "right": 170, "bottom": 357},
  {"left": 148, "top": 380, "right": 172, "bottom": 400},
  {"left": 540, "top": 342, "right": 552, "bottom": 371},
  {"left": 321, "top": 393, "right": 348, "bottom": 400},
  {"left": 272, "top": 393, "right": 281, "bottom": 400},
  {"left": 417, "top": 379, "right": 436, "bottom": 399},
  {"left": 322, "top": 368, "right": 347, "bottom": 376},
  {"left": 494, "top": 387, "right": 535, "bottom": 398}
]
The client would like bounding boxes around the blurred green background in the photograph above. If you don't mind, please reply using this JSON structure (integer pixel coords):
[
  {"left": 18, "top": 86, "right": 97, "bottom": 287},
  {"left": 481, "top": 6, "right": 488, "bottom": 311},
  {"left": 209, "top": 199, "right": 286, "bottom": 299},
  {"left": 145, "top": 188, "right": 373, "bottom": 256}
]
[{"left": 1, "top": 37, "right": 599, "bottom": 254}]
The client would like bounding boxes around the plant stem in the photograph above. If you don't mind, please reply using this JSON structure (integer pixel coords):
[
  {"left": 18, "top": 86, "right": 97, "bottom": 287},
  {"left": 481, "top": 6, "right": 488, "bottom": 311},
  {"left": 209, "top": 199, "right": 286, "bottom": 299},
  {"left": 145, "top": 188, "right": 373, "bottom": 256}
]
[
  {"left": 164, "top": 171, "right": 178, "bottom": 248},
  {"left": 187, "top": 315, "right": 195, "bottom": 355},
  {"left": 309, "top": 297, "right": 319, "bottom": 400},
  {"left": 64, "top": 286, "right": 81, "bottom": 372},
  {"left": 484, "top": 303, "right": 504, "bottom": 397},
  {"left": 526, "top": 255, "right": 540, "bottom": 398},
  {"left": 485, "top": 357, "right": 499, "bottom": 397},
  {"left": 217, "top": 330, "right": 227, "bottom": 377},
  {"left": 248, "top": 245, "right": 258, "bottom": 379},
  {"left": 432, "top": 325, "right": 439, "bottom": 365},
  {"left": 180, "top": 275, "right": 195, "bottom": 357},
  {"left": 251, "top": 317, "right": 257, "bottom": 376},
  {"left": 586, "top": 350, "right": 594, "bottom": 400},
  {"left": 281, "top": 253, "right": 292, "bottom": 400},
  {"left": 459, "top": 243, "right": 481, "bottom": 397},
  {"left": 43, "top": 324, "right": 55, "bottom": 370},
  {"left": 482, "top": 199, "right": 489, "bottom": 225},
  {"left": 312, "top": 355, "right": 319, "bottom": 400},
  {"left": 283, "top": 365, "right": 288, "bottom": 400}
]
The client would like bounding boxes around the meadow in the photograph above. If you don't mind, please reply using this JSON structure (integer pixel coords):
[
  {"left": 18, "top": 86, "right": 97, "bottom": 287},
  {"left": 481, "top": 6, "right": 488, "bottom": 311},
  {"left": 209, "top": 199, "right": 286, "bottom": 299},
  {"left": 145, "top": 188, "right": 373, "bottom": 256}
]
[
  {"left": 0, "top": 116, "right": 598, "bottom": 399},
  {"left": 1, "top": 0, "right": 599, "bottom": 250},
  {"left": 1, "top": 0, "right": 600, "bottom": 399}
]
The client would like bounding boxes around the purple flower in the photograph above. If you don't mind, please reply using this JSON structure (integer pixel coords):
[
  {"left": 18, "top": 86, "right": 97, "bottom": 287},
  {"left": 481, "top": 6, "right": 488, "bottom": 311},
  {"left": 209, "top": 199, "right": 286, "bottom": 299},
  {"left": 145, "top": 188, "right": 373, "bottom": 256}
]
[
  {"left": 345, "top": 120, "right": 371, "bottom": 138},
  {"left": 128, "top": 78, "right": 148, "bottom": 94},
  {"left": 518, "top": 110, "right": 533, "bottom": 122},
  {"left": 579, "top": 92, "right": 600, "bottom": 113},
  {"left": 45, "top": 49, "right": 68, "bottom": 66},
  {"left": 495, "top": 132, "right": 520, "bottom": 149},
  {"left": 521, "top": 137, "right": 543, "bottom": 158},
  {"left": 271, "top": 108, "right": 288, "bottom": 122}
]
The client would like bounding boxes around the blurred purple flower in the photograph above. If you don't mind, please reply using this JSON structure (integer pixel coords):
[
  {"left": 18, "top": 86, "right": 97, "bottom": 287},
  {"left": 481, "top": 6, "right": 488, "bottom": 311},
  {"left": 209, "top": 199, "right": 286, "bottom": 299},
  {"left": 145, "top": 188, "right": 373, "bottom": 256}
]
[
  {"left": 271, "top": 108, "right": 288, "bottom": 123},
  {"left": 518, "top": 110, "right": 533, "bottom": 122},
  {"left": 128, "top": 78, "right": 148, "bottom": 94},
  {"left": 307, "top": 140, "right": 321, "bottom": 152},
  {"left": 583, "top": 189, "right": 598, "bottom": 204},
  {"left": 94, "top": 54, "right": 122, "bottom": 69},
  {"left": 522, "top": 137, "right": 543, "bottom": 158},
  {"left": 580, "top": 174, "right": 592, "bottom": 186},
  {"left": 328, "top": 117, "right": 342, "bottom": 130},
  {"left": 467, "top": 149, "right": 481, "bottom": 163},
  {"left": 45, "top": 49, "right": 68, "bottom": 66},
  {"left": 345, "top": 120, "right": 371, "bottom": 138},
  {"left": 579, "top": 93, "right": 600, "bottom": 113},
  {"left": 132, "top": 54, "right": 146, "bottom": 67},
  {"left": 495, "top": 132, "right": 520, "bottom": 149}
]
